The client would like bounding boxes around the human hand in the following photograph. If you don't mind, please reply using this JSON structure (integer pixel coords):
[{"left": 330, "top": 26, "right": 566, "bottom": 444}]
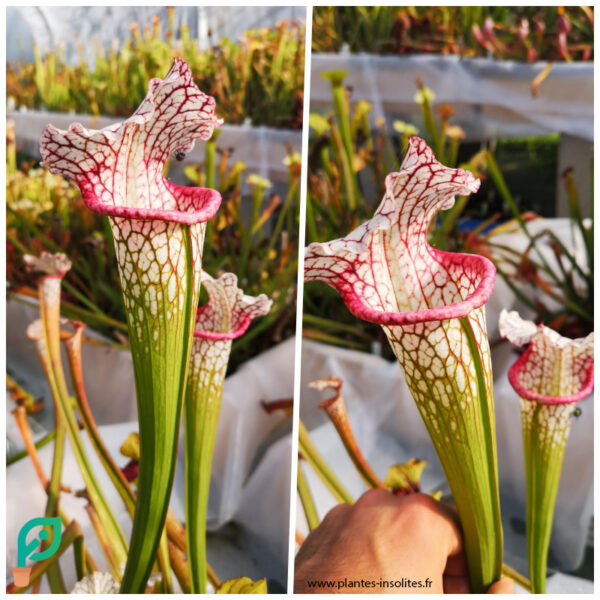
[{"left": 295, "top": 489, "right": 514, "bottom": 594}]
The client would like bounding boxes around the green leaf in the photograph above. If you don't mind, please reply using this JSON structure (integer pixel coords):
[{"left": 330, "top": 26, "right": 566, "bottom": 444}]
[
  {"left": 309, "top": 113, "right": 331, "bottom": 135},
  {"left": 523, "top": 402, "right": 572, "bottom": 593},
  {"left": 185, "top": 358, "right": 225, "bottom": 593},
  {"left": 119, "top": 224, "right": 202, "bottom": 593},
  {"left": 216, "top": 577, "right": 268, "bottom": 594},
  {"left": 384, "top": 458, "right": 427, "bottom": 491}
]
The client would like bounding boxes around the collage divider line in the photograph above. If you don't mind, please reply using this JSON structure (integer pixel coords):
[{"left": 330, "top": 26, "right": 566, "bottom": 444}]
[
  {"left": 286, "top": 4, "right": 313, "bottom": 593},
  {"left": 1, "top": 2, "right": 8, "bottom": 586}
]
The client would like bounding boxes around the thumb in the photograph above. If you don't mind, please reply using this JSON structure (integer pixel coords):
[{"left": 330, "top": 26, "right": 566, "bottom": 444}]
[{"left": 488, "top": 577, "right": 516, "bottom": 594}]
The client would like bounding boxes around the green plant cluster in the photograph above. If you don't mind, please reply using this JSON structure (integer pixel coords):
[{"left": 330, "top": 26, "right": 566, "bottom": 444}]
[
  {"left": 304, "top": 71, "right": 593, "bottom": 352},
  {"left": 313, "top": 6, "right": 593, "bottom": 62},
  {"left": 465, "top": 162, "right": 594, "bottom": 339},
  {"left": 7, "top": 9, "right": 304, "bottom": 130},
  {"left": 6, "top": 123, "right": 300, "bottom": 371}
]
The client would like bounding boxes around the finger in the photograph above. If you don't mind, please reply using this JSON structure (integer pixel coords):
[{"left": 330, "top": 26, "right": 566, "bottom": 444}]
[
  {"left": 322, "top": 501, "right": 352, "bottom": 525},
  {"left": 407, "top": 494, "right": 464, "bottom": 558},
  {"left": 383, "top": 493, "right": 465, "bottom": 564},
  {"left": 444, "top": 552, "right": 468, "bottom": 577},
  {"left": 443, "top": 575, "right": 470, "bottom": 594},
  {"left": 354, "top": 487, "right": 399, "bottom": 508},
  {"left": 295, "top": 503, "right": 351, "bottom": 563},
  {"left": 428, "top": 499, "right": 464, "bottom": 557},
  {"left": 488, "top": 578, "right": 516, "bottom": 594}
]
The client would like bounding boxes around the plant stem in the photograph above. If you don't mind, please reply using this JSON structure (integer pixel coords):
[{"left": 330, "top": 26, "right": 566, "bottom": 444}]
[
  {"left": 12, "top": 407, "right": 49, "bottom": 488},
  {"left": 305, "top": 192, "right": 319, "bottom": 243},
  {"left": 297, "top": 460, "right": 320, "bottom": 531},
  {"left": 298, "top": 421, "right": 353, "bottom": 504},
  {"left": 263, "top": 177, "right": 298, "bottom": 266},
  {"left": 6, "top": 429, "right": 56, "bottom": 467},
  {"left": 63, "top": 323, "right": 135, "bottom": 505},
  {"left": 32, "top": 278, "right": 128, "bottom": 572},
  {"left": 84, "top": 504, "right": 121, "bottom": 580},
  {"left": 157, "top": 529, "right": 173, "bottom": 593},
  {"left": 29, "top": 408, "right": 67, "bottom": 592},
  {"left": 205, "top": 131, "right": 219, "bottom": 190},
  {"left": 185, "top": 354, "right": 225, "bottom": 593},
  {"left": 48, "top": 358, "right": 128, "bottom": 568},
  {"left": 379, "top": 124, "right": 400, "bottom": 172},
  {"left": 523, "top": 402, "right": 570, "bottom": 594},
  {"left": 73, "top": 535, "right": 86, "bottom": 581},
  {"left": 501, "top": 563, "right": 531, "bottom": 592},
  {"left": 318, "top": 386, "right": 385, "bottom": 489},
  {"left": 12, "top": 290, "right": 128, "bottom": 334},
  {"left": 202, "top": 132, "right": 220, "bottom": 265},
  {"left": 417, "top": 89, "right": 439, "bottom": 153},
  {"left": 330, "top": 122, "right": 357, "bottom": 211},
  {"left": 168, "top": 541, "right": 191, "bottom": 594},
  {"left": 65, "top": 321, "right": 180, "bottom": 587},
  {"left": 457, "top": 316, "right": 504, "bottom": 591},
  {"left": 11, "top": 401, "right": 98, "bottom": 578},
  {"left": 119, "top": 224, "right": 201, "bottom": 593},
  {"left": 165, "top": 510, "right": 221, "bottom": 589}
]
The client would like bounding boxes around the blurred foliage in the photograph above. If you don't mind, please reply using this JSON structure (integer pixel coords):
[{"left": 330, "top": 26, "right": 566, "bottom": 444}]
[
  {"left": 464, "top": 159, "right": 593, "bottom": 339},
  {"left": 183, "top": 136, "right": 300, "bottom": 368},
  {"left": 479, "top": 135, "right": 559, "bottom": 219},
  {"left": 7, "top": 9, "right": 304, "bottom": 129},
  {"left": 312, "top": 6, "right": 593, "bottom": 62},
  {"left": 215, "top": 577, "right": 268, "bottom": 594},
  {"left": 303, "top": 71, "right": 592, "bottom": 354},
  {"left": 6, "top": 122, "right": 300, "bottom": 371}
]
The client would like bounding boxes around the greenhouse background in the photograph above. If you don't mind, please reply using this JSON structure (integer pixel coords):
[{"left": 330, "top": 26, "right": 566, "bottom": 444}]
[
  {"left": 309, "top": 6, "right": 593, "bottom": 220},
  {"left": 7, "top": 6, "right": 305, "bottom": 63}
]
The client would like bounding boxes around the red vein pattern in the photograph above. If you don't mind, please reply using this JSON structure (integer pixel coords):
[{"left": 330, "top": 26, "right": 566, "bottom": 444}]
[
  {"left": 304, "top": 138, "right": 502, "bottom": 591},
  {"left": 500, "top": 309, "right": 594, "bottom": 406},
  {"left": 185, "top": 272, "right": 271, "bottom": 591},
  {"left": 305, "top": 137, "right": 495, "bottom": 325},
  {"left": 191, "top": 271, "right": 273, "bottom": 378},
  {"left": 39, "top": 59, "right": 223, "bottom": 592},
  {"left": 188, "top": 271, "right": 272, "bottom": 430},
  {"left": 40, "top": 57, "right": 222, "bottom": 222},
  {"left": 499, "top": 309, "right": 594, "bottom": 592},
  {"left": 23, "top": 251, "right": 72, "bottom": 279},
  {"left": 195, "top": 271, "right": 273, "bottom": 338},
  {"left": 38, "top": 58, "right": 225, "bottom": 393}
]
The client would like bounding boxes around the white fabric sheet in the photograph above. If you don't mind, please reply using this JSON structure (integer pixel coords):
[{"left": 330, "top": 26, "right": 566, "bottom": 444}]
[
  {"left": 6, "top": 337, "right": 295, "bottom": 589},
  {"left": 8, "top": 111, "right": 301, "bottom": 183},
  {"left": 311, "top": 53, "right": 593, "bottom": 141}
]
